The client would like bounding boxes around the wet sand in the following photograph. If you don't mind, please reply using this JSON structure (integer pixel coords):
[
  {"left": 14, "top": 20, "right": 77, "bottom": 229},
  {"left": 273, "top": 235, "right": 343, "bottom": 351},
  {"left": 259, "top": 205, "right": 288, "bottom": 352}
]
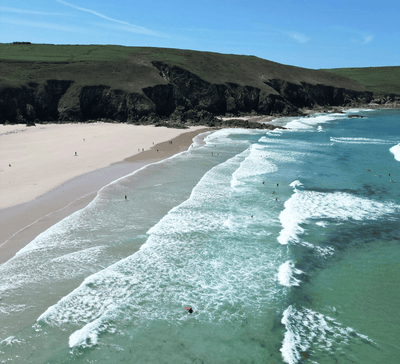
[{"left": 0, "top": 126, "right": 211, "bottom": 264}]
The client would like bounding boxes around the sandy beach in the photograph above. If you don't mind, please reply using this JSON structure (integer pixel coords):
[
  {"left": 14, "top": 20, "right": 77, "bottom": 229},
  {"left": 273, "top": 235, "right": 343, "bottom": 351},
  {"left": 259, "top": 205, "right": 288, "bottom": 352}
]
[{"left": 0, "top": 123, "right": 210, "bottom": 264}]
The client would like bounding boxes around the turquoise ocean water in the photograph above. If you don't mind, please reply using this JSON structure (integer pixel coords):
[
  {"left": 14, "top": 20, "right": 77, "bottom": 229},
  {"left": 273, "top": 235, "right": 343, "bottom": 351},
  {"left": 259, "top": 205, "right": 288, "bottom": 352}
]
[{"left": 1, "top": 109, "right": 399, "bottom": 363}]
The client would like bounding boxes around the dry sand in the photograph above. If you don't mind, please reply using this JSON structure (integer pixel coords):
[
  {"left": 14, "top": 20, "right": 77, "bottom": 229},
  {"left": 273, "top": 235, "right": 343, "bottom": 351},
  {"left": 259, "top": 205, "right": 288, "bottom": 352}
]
[
  {"left": 0, "top": 123, "right": 210, "bottom": 263},
  {"left": 0, "top": 123, "right": 206, "bottom": 208}
]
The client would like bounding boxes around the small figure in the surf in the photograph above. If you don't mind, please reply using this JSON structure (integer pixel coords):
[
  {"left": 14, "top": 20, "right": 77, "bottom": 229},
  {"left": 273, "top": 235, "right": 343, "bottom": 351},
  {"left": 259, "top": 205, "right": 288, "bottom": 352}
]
[
  {"left": 125, "top": 195, "right": 127, "bottom": 200},
  {"left": 184, "top": 306, "right": 193, "bottom": 314}
]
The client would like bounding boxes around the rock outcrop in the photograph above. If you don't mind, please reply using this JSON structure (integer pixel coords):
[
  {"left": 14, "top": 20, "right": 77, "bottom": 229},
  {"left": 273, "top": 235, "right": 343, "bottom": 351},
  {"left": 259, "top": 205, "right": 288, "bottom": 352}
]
[{"left": 0, "top": 59, "right": 385, "bottom": 128}]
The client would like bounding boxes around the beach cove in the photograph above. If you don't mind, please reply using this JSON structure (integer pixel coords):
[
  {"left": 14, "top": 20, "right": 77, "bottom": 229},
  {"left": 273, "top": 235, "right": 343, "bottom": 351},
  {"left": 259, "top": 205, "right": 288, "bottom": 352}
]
[
  {"left": 0, "top": 109, "right": 399, "bottom": 363},
  {"left": 0, "top": 123, "right": 210, "bottom": 264}
]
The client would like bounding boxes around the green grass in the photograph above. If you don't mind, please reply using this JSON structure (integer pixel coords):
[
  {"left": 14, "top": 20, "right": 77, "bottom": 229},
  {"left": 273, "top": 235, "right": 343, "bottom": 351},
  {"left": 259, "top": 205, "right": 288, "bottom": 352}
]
[
  {"left": 323, "top": 67, "right": 400, "bottom": 95},
  {"left": 0, "top": 43, "right": 368, "bottom": 94}
]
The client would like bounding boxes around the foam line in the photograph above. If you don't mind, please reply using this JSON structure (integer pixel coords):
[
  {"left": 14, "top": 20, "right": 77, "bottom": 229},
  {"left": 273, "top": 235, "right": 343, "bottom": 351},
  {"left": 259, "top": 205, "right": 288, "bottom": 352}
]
[
  {"left": 278, "top": 180, "right": 399, "bottom": 246},
  {"left": 285, "top": 113, "right": 346, "bottom": 131},
  {"left": 280, "top": 305, "right": 375, "bottom": 364},
  {"left": 278, "top": 261, "right": 303, "bottom": 287},
  {"left": 37, "top": 139, "right": 284, "bottom": 348},
  {"left": 331, "top": 137, "right": 392, "bottom": 144},
  {"left": 231, "top": 144, "right": 277, "bottom": 188},
  {"left": 390, "top": 143, "right": 400, "bottom": 161}
]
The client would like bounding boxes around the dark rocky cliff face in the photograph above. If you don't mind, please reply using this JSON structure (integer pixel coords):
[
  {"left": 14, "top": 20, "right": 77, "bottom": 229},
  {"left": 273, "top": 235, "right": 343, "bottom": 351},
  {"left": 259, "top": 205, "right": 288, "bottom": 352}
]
[{"left": 0, "top": 61, "right": 375, "bottom": 127}]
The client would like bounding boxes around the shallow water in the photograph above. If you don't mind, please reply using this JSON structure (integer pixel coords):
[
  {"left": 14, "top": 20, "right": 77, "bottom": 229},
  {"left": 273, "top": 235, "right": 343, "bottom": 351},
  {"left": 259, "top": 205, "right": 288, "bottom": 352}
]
[{"left": 1, "top": 109, "right": 399, "bottom": 363}]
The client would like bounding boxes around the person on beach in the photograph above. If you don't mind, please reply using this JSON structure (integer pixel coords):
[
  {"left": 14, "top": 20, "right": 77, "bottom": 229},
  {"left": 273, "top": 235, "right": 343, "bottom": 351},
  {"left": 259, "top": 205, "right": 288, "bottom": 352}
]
[{"left": 125, "top": 195, "right": 127, "bottom": 200}]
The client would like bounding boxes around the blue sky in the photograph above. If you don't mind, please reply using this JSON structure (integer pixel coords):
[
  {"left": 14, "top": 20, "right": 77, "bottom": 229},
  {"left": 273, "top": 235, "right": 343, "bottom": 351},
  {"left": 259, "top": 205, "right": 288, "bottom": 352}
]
[{"left": 1, "top": 0, "right": 399, "bottom": 69}]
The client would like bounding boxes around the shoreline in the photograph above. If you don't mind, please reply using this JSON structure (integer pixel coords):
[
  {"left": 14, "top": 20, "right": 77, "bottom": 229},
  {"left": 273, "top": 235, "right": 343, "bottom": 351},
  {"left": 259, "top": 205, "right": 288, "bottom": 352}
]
[
  {"left": 0, "top": 127, "right": 211, "bottom": 264},
  {"left": 1, "top": 106, "right": 395, "bottom": 265}
]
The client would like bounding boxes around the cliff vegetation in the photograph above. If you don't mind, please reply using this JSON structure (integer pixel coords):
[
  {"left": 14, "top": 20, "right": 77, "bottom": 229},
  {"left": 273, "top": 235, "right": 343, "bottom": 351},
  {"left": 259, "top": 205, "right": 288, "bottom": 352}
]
[{"left": 1, "top": 43, "right": 398, "bottom": 128}]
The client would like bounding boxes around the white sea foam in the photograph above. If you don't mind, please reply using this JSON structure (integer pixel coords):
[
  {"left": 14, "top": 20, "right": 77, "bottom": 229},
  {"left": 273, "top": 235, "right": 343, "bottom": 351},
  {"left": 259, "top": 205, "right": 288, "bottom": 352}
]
[
  {"left": 331, "top": 137, "right": 393, "bottom": 144},
  {"left": 190, "top": 130, "right": 214, "bottom": 149},
  {"left": 37, "top": 146, "right": 284, "bottom": 348},
  {"left": 51, "top": 246, "right": 105, "bottom": 262},
  {"left": 278, "top": 261, "right": 303, "bottom": 287},
  {"left": 278, "top": 180, "right": 399, "bottom": 247},
  {"left": 203, "top": 128, "right": 259, "bottom": 146},
  {"left": 231, "top": 144, "right": 277, "bottom": 188},
  {"left": 0, "top": 336, "right": 15, "bottom": 346},
  {"left": 267, "top": 129, "right": 284, "bottom": 136},
  {"left": 69, "top": 316, "right": 108, "bottom": 348},
  {"left": 280, "top": 305, "right": 375, "bottom": 364},
  {"left": 389, "top": 143, "right": 400, "bottom": 161},
  {"left": 289, "top": 180, "right": 303, "bottom": 189},
  {"left": 346, "top": 108, "right": 374, "bottom": 113},
  {"left": 285, "top": 113, "right": 345, "bottom": 131}
]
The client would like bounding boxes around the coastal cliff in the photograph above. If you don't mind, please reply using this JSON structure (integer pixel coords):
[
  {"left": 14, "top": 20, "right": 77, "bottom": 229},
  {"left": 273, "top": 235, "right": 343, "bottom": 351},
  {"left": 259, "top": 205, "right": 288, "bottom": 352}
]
[{"left": 1, "top": 44, "right": 398, "bottom": 127}]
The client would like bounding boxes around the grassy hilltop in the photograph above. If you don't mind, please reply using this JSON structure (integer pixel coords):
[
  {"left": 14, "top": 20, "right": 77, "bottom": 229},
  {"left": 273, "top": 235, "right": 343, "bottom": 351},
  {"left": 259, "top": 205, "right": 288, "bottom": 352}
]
[
  {"left": 0, "top": 43, "right": 365, "bottom": 93},
  {"left": 0, "top": 43, "right": 396, "bottom": 126},
  {"left": 324, "top": 66, "right": 400, "bottom": 95}
]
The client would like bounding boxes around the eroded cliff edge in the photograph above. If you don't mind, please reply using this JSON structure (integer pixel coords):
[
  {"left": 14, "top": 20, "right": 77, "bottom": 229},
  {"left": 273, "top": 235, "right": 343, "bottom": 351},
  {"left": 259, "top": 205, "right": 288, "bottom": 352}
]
[{"left": 1, "top": 54, "right": 396, "bottom": 128}]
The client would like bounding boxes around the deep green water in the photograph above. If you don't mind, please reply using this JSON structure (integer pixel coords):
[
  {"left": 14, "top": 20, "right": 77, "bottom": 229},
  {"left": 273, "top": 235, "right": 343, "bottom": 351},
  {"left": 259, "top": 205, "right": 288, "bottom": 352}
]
[{"left": 1, "top": 109, "right": 399, "bottom": 363}]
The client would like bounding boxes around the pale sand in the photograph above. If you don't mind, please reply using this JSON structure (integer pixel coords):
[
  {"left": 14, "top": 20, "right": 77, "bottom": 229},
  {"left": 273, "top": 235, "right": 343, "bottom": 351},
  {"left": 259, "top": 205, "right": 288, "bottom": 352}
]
[
  {"left": 0, "top": 123, "right": 209, "bottom": 264},
  {"left": 0, "top": 123, "right": 204, "bottom": 209}
]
